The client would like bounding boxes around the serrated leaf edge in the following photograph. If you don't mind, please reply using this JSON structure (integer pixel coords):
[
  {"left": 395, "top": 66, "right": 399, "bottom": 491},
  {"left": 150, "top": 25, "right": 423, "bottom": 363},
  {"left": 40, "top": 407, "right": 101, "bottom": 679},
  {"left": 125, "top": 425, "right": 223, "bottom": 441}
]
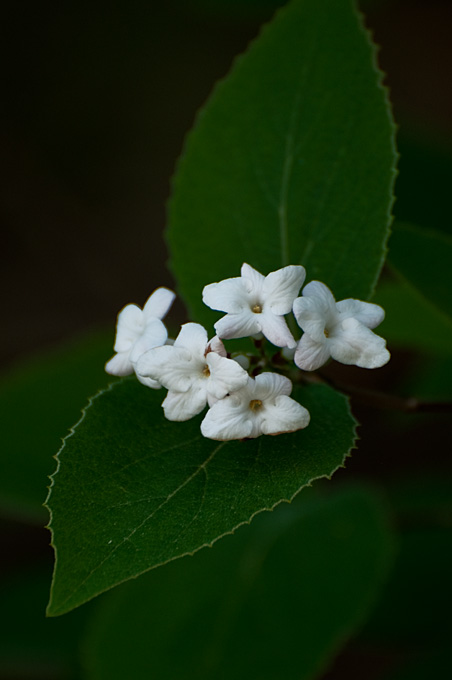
[
  {"left": 45, "top": 379, "right": 358, "bottom": 616},
  {"left": 354, "top": 1, "right": 398, "bottom": 299}
]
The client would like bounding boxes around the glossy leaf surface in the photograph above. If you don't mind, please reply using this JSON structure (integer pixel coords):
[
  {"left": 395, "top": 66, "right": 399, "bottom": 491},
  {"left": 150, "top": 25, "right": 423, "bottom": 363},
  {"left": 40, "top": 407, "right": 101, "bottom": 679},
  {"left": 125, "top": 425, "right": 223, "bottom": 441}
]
[
  {"left": 47, "top": 378, "right": 355, "bottom": 616},
  {"left": 167, "top": 0, "right": 396, "bottom": 328},
  {"left": 82, "top": 487, "right": 393, "bottom": 680}
]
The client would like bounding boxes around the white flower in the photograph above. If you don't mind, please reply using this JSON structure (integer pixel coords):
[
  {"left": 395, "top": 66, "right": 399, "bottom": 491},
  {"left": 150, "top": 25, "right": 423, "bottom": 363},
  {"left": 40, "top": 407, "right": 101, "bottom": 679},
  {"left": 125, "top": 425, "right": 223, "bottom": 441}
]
[
  {"left": 201, "top": 372, "right": 310, "bottom": 440},
  {"left": 136, "top": 323, "right": 249, "bottom": 421},
  {"left": 105, "top": 287, "right": 175, "bottom": 387},
  {"left": 202, "top": 263, "right": 305, "bottom": 348},
  {"left": 293, "top": 281, "right": 390, "bottom": 371}
]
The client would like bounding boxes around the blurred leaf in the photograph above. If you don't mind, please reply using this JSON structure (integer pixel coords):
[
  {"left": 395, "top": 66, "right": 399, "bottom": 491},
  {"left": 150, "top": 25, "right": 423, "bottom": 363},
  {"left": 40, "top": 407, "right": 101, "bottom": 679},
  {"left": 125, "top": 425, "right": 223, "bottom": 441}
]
[
  {"left": 360, "top": 477, "right": 452, "bottom": 647},
  {"left": 394, "top": 135, "right": 452, "bottom": 237},
  {"left": 0, "top": 565, "right": 93, "bottom": 679},
  {"left": 167, "top": 0, "right": 396, "bottom": 328},
  {"left": 82, "top": 487, "right": 393, "bottom": 680},
  {"left": 383, "top": 651, "right": 452, "bottom": 680},
  {"left": 0, "top": 331, "right": 115, "bottom": 523},
  {"left": 400, "top": 354, "right": 452, "bottom": 401},
  {"left": 364, "top": 527, "right": 452, "bottom": 645},
  {"left": 384, "top": 476, "right": 452, "bottom": 528},
  {"left": 388, "top": 222, "right": 452, "bottom": 323},
  {"left": 373, "top": 269, "right": 452, "bottom": 355},
  {"left": 46, "top": 379, "right": 356, "bottom": 616}
]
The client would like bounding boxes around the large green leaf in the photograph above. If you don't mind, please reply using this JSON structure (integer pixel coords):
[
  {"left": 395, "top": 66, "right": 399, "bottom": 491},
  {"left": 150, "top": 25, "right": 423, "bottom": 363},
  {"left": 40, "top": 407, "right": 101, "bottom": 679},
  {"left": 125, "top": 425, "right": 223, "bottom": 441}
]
[
  {"left": 46, "top": 378, "right": 356, "bottom": 616},
  {"left": 82, "top": 487, "right": 393, "bottom": 680},
  {"left": 0, "top": 331, "right": 115, "bottom": 523},
  {"left": 167, "top": 0, "right": 396, "bottom": 327},
  {"left": 373, "top": 267, "right": 452, "bottom": 356},
  {"left": 388, "top": 222, "right": 452, "bottom": 324}
]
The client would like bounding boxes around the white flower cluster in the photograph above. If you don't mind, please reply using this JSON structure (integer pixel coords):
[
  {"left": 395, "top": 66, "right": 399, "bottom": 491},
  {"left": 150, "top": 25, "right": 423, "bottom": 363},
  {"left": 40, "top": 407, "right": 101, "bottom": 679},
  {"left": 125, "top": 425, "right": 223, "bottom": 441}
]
[{"left": 106, "top": 264, "right": 389, "bottom": 441}]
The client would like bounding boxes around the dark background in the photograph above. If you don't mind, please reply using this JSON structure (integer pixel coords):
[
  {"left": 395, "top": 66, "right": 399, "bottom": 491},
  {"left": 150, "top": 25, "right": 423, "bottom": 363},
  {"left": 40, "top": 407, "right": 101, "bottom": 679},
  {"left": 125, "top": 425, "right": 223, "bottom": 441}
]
[
  {"left": 1, "top": 0, "right": 451, "bottom": 368},
  {"left": 1, "top": 2, "right": 451, "bottom": 678}
]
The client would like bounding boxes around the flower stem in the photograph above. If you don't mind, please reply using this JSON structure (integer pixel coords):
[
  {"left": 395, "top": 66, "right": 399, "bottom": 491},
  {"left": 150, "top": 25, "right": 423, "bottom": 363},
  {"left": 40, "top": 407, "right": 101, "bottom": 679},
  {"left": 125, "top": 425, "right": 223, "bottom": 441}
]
[{"left": 302, "top": 371, "right": 452, "bottom": 414}]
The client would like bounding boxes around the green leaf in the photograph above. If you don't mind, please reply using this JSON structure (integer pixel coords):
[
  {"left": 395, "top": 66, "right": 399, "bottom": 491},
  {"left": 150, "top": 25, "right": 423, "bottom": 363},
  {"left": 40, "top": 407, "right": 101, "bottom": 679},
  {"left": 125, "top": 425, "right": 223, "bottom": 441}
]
[
  {"left": 360, "top": 477, "right": 452, "bottom": 648},
  {"left": 373, "top": 267, "right": 452, "bottom": 355},
  {"left": 46, "top": 379, "right": 356, "bottom": 616},
  {"left": 0, "top": 564, "right": 93, "bottom": 679},
  {"left": 82, "top": 487, "right": 393, "bottom": 680},
  {"left": 167, "top": 0, "right": 396, "bottom": 327},
  {"left": 375, "top": 221, "right": 452, "bottom": 356},
  {"left": 394, "top": 134, "right": 452, "bottom": 237},
  {"left": 361, "top": 527, "right": 452, "bottom": 645},
  {"left": 0, "top": 331, "right": 115, "bottom": 523},
  {"left": 384, "top": 475, "right": 452, "bottom": 527},
  {"left": 400, "top": 355, "right": 452, "bottom": 400},
  {"left": 388, "top": 222, "right": 452, "bottom": 323}
]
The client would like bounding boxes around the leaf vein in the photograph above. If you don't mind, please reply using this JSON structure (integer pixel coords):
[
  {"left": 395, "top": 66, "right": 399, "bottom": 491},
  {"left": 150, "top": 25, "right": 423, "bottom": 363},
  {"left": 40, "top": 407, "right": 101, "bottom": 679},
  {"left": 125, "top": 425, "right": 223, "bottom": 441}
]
[{"left": 57, "top": 442, "right": 226, "bottom": 608}]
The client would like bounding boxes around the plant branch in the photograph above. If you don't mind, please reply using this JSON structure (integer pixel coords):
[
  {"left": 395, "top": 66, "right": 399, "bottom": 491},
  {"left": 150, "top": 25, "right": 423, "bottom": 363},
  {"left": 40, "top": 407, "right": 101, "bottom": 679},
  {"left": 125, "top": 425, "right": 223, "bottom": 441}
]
[{"left": 303, "top": 372, "right": 452, "bottom": 414}]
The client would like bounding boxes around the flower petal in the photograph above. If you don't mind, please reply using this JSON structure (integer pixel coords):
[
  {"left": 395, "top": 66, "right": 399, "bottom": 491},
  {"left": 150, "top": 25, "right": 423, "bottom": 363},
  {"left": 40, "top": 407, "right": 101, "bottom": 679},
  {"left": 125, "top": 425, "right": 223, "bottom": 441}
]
[
  {"left": 174, "top": 322, "right": 208, "bottom": 357},
  {"left": 254, "top": 372, "right": 293, "bottom": 401},
  {"left": 240, "top": 263, "right": 265, "bottom": 297},
  {"left": 330, "top": 317, "right": 390, "bottom": 368},
  {"left": 302, "top": 280, "right": 337, "bottom": 306},
  {"left": 294, "top": 333, "right": 331, "bottom": 371},
  {"left": 129, "top": 318, "right": 168, "bottom": 364},
  {"left": 263, "top": 265, "right": 306, "bottom": 315},
  {"left": 143, "top": 287, "right": 176, "bottom": 320},
  {"left": 203, "top": 278, "right": 249, "bottom": 313},
  {"left": 206, "top": 335, "right": 227, "bottom": 357},
  {"left": 136, "top": 372, "right": 161, "bottom": 389},
  {"left": 260, "top": 395, "right": 310, "bottom": 435},
  {"left": 163, "top": 388, "right": 207, "bottom": 421},
  {"left": 293, "top": 294, "right": 333, "bottom": 342},
  {"left": 214, "top": 309, "right": 261, "bottom": 340},
  {"left": 136, "top": 345, "right": 196, "bottom": 391},
  {"left": 105, "top": 352, "right": 134, "bottom": 376},
  {"left": 205, "top": 352, "right": 249, "bottom": 400},
  {"left": 336, "top": 299, "right": 385, "bottom": 329},
  {"left": 259, "top": 311, "right": 296, "bottom": 348},
  {"left": 201, "top": 394, "right": 253, "bottom": 440},
  {"left": 114, "top": 304, "right": 143, "bottom": 352}
]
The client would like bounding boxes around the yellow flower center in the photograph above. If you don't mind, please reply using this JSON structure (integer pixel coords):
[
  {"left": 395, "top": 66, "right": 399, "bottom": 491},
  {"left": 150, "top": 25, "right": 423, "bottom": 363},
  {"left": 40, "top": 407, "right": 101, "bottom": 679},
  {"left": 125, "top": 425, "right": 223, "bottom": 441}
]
[
  {"left": 324, "top": 328, "right": 330, "bottom": 338},
  {"left": 202, "top": 365, "right": 210, "bottom": 377},
  {"left": 249, "top": 399, "right": 263, "bottom": 411},
  {"left": 252, "top": 304, "right": 262, "bottom": 314}
]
